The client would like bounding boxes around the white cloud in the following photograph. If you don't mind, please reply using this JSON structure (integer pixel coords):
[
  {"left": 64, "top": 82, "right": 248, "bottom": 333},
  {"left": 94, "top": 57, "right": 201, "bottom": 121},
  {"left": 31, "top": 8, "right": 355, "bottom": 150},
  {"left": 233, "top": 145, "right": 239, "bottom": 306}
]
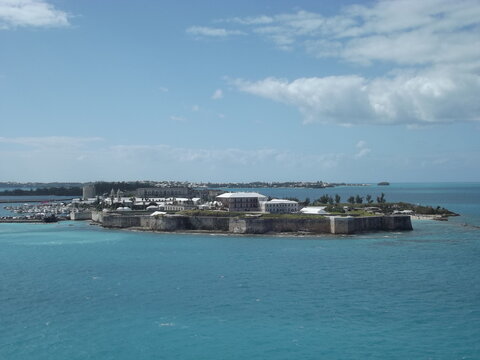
[
  {"left": 355, "top": 140, "right": 371, "bottom": 158},
  {"left": 186, "top": 26, "right": 245, "bottom": 38},
  {"left": 226, "top": 15, "right": 274, "bottom": 25},
  {"left": 355, "top": 148, "right": 371, "bottom": 159},
  {"left": 158, "top": 86, "right": 169, "bottom": 93},
  {"left": 109, "top": 144, "right": 342, "bottom": 169},
  {"left": 0, "top": 0, "right": 70, "bottom": 29},
  {"left": 192, "top": 105, "right": 200, "bottom": 112},
  {"left": 356, "top": 140, "right": 367, "bottom": 148},
  {"left": 170, "top": 115, "right": 186, "bottom": 122},
  {"left": 222, "top": 1, "right": 480, "bottom": 67},
  {"left": 233, "top": 65, "right": 480, "bottom": 125},
  {"left": 190, "top": 1, "right": 480, "bottom": 126},
  {"left": 0, "top": 135, "right": 346, "bottom": 181},
  {"left": 1, "top": 136, "right": 477, "bottom": 181},
  {"left": 0, "top": 136, "right": 102, "bottom": 149},
  {"left": 211, "top": 88, "right": 223, "bottom": 100}
]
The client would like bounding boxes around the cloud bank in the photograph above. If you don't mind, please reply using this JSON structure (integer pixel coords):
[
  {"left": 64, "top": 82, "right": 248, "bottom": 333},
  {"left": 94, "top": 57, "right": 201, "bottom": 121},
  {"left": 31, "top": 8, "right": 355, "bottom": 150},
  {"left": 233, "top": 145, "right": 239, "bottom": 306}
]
[
  {"left": 0, "top": 136, "right": 476, "bottom": 182},
  {"left": 221, "top": 0, "right": 480, "bottom": 66},
  {"left": 190, "top": 0, "right": 480, "bottom": 126},
  {"left": 233, "top": 66, "right": 480, "bottom": 125},
  {"left": 0, "top": 0, "right": 70, "bottom": 28},
  {"left": 0, "top": 136, "right": 345, "bottom": 181},
  {"left": 186, "top": 26, "right": 244, "bottom": 38},
  {"left": 0, "top": 136, "right": 102, "bottom": 149},
  {"left": 211, "top": 88, "right": 223, "bottom": 100}
]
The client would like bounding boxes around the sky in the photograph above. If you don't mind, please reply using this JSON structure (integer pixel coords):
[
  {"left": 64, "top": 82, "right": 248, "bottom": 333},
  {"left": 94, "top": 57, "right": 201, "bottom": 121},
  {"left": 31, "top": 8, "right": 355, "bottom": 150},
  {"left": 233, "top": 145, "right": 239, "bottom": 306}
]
[{"left": 0, "top": 0, "right": 479, "bottom": 183}]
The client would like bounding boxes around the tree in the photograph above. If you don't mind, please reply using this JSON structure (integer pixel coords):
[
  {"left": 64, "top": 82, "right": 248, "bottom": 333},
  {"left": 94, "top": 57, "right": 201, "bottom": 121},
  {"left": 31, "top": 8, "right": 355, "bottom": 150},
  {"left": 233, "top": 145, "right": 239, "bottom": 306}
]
[
  {"left": 355, "top": 195, "right": 363, "bottom": 204},
  {"left": 328, "top": 197, "right": 334, "bottom": 205},
  {"left": 377, "top": 192, "right": 386, "bottom": 203},
  {"left": 366, "top": 194, "right": 372, "bottom": 204},
  {"left": 319, "top": 195, "right": 330, "bottom": 204},
  {"left": 347, "top": 196, "right": 355, "bottom": 204},
  {"left": 304, "top": 197, "right": 310, "bottom": 206},
  {"left": 335, "top": 194, "right": 341, "bottom": 204}
]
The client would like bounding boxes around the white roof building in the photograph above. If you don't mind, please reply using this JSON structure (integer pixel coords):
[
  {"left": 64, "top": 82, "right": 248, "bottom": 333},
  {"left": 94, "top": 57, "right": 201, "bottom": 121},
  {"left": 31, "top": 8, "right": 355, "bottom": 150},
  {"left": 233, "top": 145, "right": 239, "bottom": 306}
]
[
  {"left": 260, "top": 199, "right": 299, "bottom": 214},
  {"left": 150, "top": 211, "right": 167, "bottom": 217},
  {"left": 299, "top": 206, "right": 328, "bottom": 215}
]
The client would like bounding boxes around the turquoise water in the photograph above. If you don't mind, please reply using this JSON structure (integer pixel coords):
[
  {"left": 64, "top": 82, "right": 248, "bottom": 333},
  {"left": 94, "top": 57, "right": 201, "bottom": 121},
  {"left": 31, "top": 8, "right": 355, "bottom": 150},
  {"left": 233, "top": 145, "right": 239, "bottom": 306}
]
[{"left": 1, "top": 183, "right": 480, "bottom": 359}]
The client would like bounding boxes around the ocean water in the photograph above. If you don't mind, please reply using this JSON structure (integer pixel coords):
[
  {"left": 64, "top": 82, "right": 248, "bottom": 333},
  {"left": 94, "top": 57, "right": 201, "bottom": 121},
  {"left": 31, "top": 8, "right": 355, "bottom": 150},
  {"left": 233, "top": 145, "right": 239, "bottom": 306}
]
[{"left": 1, "top": 183, "right": 480, "bottom": 359}]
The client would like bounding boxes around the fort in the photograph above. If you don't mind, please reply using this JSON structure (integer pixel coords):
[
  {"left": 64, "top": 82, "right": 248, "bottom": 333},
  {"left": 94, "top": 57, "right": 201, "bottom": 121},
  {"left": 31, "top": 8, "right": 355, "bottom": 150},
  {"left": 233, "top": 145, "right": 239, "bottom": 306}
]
[{"left": 91, "top": 211, "right": 412, "bottom": 235}]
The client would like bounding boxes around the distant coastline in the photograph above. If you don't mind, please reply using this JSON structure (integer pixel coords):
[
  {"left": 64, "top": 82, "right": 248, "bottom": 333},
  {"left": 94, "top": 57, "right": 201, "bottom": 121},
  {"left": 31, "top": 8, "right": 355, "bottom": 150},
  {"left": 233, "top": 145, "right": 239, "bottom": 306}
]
[{"left": 0, "top": 180, "right": 372, "bottom": 196}]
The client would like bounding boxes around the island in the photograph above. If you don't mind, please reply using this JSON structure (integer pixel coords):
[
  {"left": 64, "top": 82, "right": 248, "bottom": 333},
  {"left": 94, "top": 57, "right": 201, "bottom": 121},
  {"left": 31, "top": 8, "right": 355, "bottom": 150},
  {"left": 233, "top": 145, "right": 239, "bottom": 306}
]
[{"left": 1, "top": 182, "right": 459, "bottom": 234}]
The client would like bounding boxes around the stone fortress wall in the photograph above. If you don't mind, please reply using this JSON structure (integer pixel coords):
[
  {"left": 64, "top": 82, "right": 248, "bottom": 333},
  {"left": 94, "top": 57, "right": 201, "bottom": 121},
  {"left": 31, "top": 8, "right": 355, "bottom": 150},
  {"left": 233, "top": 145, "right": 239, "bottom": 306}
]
[{"left": 90, "top": 211, "right": 412, "bottom": 235}]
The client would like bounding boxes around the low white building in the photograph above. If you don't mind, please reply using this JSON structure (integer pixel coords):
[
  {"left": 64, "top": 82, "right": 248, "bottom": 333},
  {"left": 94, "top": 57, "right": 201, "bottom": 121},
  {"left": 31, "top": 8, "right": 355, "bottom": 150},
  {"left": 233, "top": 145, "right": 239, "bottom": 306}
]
[
  {"left": 166, "top": 197, "right": 190, "bottom": 204},
  {"left": 299, "top": 206, "right": 328, "bottom": 215},
  {"left": 260, "top": 199, "right": 299, "bottom": 214},
  {"left": 164, "top": 204, "right": 185, "bottom": 212},
  {"left": 393, "top": 209, "right": 414, "bottom": 215},
  {"left": 116, "top": 207, "right": 132, "bottom": 211},
  {"left": 150, "top": 211, "right": 167, "bottom": 217}
]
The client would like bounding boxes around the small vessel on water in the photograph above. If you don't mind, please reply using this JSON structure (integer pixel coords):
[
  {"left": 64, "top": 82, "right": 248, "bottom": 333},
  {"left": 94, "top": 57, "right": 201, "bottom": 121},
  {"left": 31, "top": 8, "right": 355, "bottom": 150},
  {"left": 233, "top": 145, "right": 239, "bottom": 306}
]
[{"left": 43, "top": 215, "right": 58, "bottom": 223}]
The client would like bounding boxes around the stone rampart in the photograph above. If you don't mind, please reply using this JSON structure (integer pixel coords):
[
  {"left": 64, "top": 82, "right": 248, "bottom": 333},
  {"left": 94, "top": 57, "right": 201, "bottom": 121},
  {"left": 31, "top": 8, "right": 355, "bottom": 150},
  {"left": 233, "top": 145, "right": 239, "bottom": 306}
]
[
  {"left": 100, "top": 214, "right": 142, "bottom": 228},
  {"left": 330, "top": 215, "right": 412, "bottom": 234},
  {"left": 91, "top": 211, "right": 104, "bottom": 223},
  {"left": 382, "top": 215, "right": 413, "bottom": 231},
  {"left": 188, "top": 216, "right": 230, "bottom": 231},
  {"left": 229, "top": 217, "right": 332, "bottom": 234},
  {"left": 141, "top": 215, "right": 189, "bottom": 231},
  {"left": 141, "top": 215, "right": 231, "bottom": 232},
  {"left": 70, "top": 211, "right": 92, "bottom": 221},
  {"left": 92, "top": 212, "right": 412, "bottom": 235}
]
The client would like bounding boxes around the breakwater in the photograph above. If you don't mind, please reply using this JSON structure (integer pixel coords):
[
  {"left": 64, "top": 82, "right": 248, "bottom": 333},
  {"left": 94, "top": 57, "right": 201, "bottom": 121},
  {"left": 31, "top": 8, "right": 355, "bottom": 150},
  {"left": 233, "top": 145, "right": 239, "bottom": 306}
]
[{"left": 91, "top": 211, "right": 412, "bottom": 235}]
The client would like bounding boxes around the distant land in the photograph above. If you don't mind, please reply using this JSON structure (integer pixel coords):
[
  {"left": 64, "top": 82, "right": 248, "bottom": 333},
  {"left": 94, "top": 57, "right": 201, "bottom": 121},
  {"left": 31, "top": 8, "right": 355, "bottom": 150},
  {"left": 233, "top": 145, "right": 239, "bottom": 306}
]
[
  {"left": 0, "top": 187, "right": 82, "bottom": 196},
  {"left": 198, "top": 181, "right": 370, "bottom": 188},
  {"left": 0, "top": 182, "right": 83, "bottom": 189},
  {"left": 0, "top": 180, "right": 372, "bottom": 196}
]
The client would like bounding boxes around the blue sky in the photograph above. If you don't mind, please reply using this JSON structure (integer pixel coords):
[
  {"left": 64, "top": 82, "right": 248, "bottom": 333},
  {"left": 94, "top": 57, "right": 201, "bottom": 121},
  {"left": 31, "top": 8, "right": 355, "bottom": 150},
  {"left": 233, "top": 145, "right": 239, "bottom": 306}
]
[{"left": 0, "top": 0, "right": 479, "bottom": 182}]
